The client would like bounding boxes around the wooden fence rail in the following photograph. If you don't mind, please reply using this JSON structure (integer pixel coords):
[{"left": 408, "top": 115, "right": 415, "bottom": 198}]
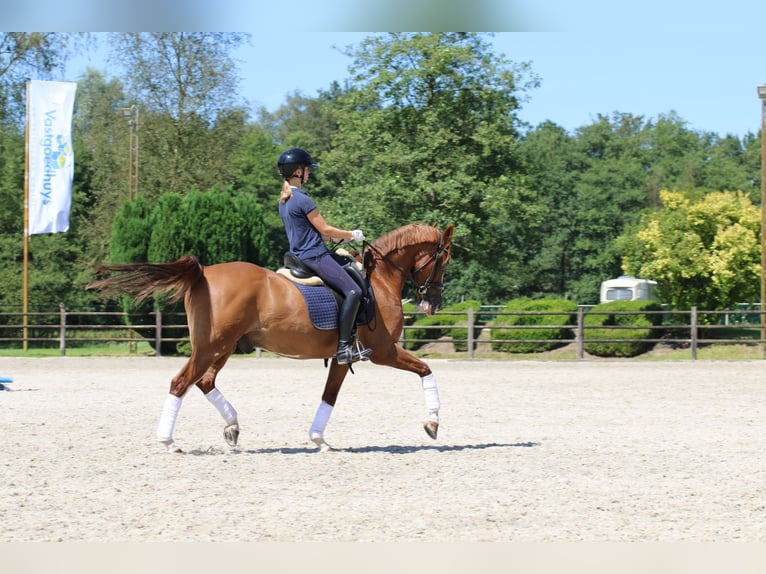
[{"left": 0, "top": 305, "right": 763, "bottom": 359}]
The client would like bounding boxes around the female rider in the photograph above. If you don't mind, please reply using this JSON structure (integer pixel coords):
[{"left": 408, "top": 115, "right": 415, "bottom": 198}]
[{"left": 277, "top": 148, "right": 371, "bottom": 364}]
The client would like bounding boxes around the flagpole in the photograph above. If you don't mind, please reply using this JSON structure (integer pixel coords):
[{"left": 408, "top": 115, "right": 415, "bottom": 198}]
[{"left": 23, "top": 81, "right": 30, "bottom": 352}]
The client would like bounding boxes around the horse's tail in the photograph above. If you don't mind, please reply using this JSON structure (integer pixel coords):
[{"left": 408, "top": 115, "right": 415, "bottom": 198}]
[{"left": 86, "top": 255, "right": 204, "bottom": 304}]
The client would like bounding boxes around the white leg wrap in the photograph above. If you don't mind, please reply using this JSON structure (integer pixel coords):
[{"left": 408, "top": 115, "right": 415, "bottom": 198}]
[
  {"left": 309, "top": 401, "right": 333, "bottom": 440},
  {"left": 205, "top": 388, "right": 238, "bottom": 425},
  {"left": 421, "top": 373, "right": 440, "bottom": 414},
  {"left": 157, "top": 394, "right": 183, "bottom": 442}
]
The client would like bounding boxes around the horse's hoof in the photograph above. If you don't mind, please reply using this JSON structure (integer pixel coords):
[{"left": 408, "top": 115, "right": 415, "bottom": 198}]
[
  {"left": 160, "top": 440, "right": 184, "bottom": 453},
  {"left": 311, "top": 435, "right": 334, "bottom": 453},
  {"left": 224, "top": 423, "right": 240, "bottom": 447},
  {"left": 424, "top": 420, "right": 439, "bottom": 440}
]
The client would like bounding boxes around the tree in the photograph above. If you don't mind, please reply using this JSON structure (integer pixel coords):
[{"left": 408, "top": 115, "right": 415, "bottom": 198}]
[
  {"left": 109, "top": 196, "right": 155, "bottom": 263},
  {"left": 108, "top": 32, "right": 250, "bottom": 198},
  {"left": 565, "top": 113, "right": 655, "bottom": 302},
  {"left": 0, "top": 33, "right": 81, "bottom": 122},
  {"left": 230, "top": 125, "right": 284, "bottom": 268},
  {"left": 616, "top": 189, "right": 761, "bottom": 310},
  {"left": 518, "top": 121, "right": 580, "bottom": 297},
  {"left": 0, "top": 34, "right": 92, "bottom": 311},
  {"left": 520, "top": 112, "right": 715, "bottom": 304},
  {"left": 699, "top": 133, "right": 761, "bottom": 202},
  {"left": 69, "top": 68, "right": 131, "bottom": 267},
  {"left": 109, "top": 188, "right": 270, "bottom": 354},
  {"left": 257, "top": 83, "right": 346, "bottom": 159},
  {"left": 319, "top": 32, "right": 539, "bottom": 304},
  {"left": 109, "top": 187, "right": 271, "bottom": 267}
]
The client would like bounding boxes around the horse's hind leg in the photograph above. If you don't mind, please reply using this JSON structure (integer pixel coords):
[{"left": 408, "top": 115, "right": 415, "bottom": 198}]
[
  {"left": 309, "top": 361, "right": 349, "bottom": 452},
  {"left": 156, "top": 352, "right": 219, "bottom": 453},
  {"left": 195, "top": 353, "right": 239, "bottom": 448}
]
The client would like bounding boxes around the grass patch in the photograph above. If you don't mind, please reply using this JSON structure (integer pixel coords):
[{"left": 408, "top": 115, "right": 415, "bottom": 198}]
[{"left": 0, "top": 341, "right": 156, "bottom": 357}]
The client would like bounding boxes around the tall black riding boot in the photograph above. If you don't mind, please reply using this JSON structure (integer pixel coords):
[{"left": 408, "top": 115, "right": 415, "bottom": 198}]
[{"left": 336, "top": 290, "right": 372, "bottom": 365}]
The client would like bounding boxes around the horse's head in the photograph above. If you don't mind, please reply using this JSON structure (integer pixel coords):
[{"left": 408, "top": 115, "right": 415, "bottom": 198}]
[
  {"left": 366, "top": 224, "right": 455, "bottom": 316},
  {"left": 411, "top": 225, "right": 454, "bottom": 316}
]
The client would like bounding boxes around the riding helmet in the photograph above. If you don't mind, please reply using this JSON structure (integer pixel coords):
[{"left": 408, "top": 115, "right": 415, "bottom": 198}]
[{"left": 277, "top": 148, "right": 317, "bottom": 178}]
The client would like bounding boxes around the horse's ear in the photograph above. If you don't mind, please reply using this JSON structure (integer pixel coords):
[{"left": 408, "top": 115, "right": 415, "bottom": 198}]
[{"left": 442, "top": 225, "right": 455, "bottom": 244}]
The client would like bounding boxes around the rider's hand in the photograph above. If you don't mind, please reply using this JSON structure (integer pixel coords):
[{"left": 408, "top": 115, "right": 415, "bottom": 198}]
[{"left": 351, "top": 229, "right": 365, "bottom": 241}]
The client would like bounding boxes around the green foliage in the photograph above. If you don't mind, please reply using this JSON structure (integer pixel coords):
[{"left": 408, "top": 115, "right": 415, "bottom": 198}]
[
  {"left": 107, "top": 187, "right": 270, "bottom": 354},
  {"left": 0, "top": 31, "right": 764, "bottom": 324},
  {"left": 617, "top": 189, "right": 761, "bottom": 310},
  {"left": 518, "top": 112, "right": 761, "bottom": 304},
  {"left": 402, "top": 300, "right": 420, "bottom": 326},
  {"left": 583, "top": 300, "right": 663, "bottom": 358},
  {"left": 405, "top": 299, "right": 481, "bottom": 351},
  {"left": 320, "top": 32, "right": 539, "bottom": 304},
  {"left": 146, "top": 193, "right": 186, "bottom": 262},
  {"left": 489, "top": 297, "right": 578, "bottom": 353},
  {"left": 109, "top": 33, "right": 251, "bottom": 199},
  {"left": 230, "top": 125, "right": 284, "bottom": 268},
  {"left": 0, "top": 33, "right": 78, "bottom": 121},
  {"left": 135, "top": 187, "right": 270, "bottom": 266},
  {"left": 110, "top": 196, "right": 155, "bottom": 263}
]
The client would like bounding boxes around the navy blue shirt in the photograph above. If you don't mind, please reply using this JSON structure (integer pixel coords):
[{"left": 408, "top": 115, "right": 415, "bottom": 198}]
[{"left": 278, "top": 187, "right": 328, "bottom": 259}]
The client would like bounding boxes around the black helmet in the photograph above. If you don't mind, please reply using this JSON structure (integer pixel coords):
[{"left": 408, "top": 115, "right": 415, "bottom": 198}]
[{"left": 277, "top": 148, "right": 317, "bottom": 178}]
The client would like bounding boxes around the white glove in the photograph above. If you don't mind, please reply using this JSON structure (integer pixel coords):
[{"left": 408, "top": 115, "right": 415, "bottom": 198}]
[{"left": 350, "top": 229, "right": 365, "bottom": 241}]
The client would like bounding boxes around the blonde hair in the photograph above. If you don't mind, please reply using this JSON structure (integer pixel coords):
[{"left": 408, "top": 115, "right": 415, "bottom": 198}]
[{"left": 279, "top": 180, "right": 293, "bottom": 204}]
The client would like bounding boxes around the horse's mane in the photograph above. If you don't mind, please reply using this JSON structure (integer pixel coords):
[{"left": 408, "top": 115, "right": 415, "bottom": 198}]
[{"left": 370, "top": 224, "right": 440, "bottom": 257}]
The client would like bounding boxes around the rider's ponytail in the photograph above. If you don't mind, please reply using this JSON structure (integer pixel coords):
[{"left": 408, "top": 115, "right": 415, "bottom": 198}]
[{"left": 279, "top": 180, "right": 293, "bottom": 204}]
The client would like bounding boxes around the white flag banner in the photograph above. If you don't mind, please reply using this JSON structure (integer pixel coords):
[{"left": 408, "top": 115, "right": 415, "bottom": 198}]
[{"left": 27, "top": 80, "right": 77, "bottom": 235}]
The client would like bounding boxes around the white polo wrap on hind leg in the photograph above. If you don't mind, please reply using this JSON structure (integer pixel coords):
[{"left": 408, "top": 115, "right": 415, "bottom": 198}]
[
  {"left": 205, "top": 388, "right": 238, "bottom": 425},
  {"left": 157, "top": 394, "right": 183, "bottom": 442},
  {"left": 421, "top": 373, "right": 440, "bottom": 414},
  {"left": 309, "top": 401, "right": 333, "bottom": 440}
]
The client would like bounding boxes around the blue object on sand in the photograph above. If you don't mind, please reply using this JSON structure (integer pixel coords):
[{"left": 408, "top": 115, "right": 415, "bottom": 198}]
[{"left": 0, "top": 376, "right": 13, "bottom": 390}]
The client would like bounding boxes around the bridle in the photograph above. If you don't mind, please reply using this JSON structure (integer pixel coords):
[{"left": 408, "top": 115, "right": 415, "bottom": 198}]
[{"left": 364, "top": 235, "right": 449, "bottom": 297}]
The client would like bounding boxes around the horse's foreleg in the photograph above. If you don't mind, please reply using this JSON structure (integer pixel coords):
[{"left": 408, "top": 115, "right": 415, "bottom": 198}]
[
  {"left": 309, "top": 362, "right": 349, "bottom": 452},
  {"left": 309, "top": 401, "right": 334, "bottom": 452},
  {"left": 157, "top": 394, "right": 184, "bottom": 453},
  {"left": 421, "top": 372, "right": 440, "bottom": 439},
  {"left": 371, "top": 345, "right": 440, "bottom": 440}
]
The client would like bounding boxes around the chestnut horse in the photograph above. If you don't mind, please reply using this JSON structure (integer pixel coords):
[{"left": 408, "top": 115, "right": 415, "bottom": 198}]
[{"left": 88, "top": 223, "right": 455, "bottom": 453}]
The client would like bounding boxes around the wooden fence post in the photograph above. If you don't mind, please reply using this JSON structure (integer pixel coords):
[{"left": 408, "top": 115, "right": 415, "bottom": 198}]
[
  {"left": 155, "top": 309, "right": 162, "bottom": 357},
  {"left": 467, "top": 307, "right": 475, "bottom": 360},
  {"left": 690, "top": 306, "right": 698, "bottom": 360},
  {"left": 59, "top": 303, "right": 66, "bottom": 356},
  {"left": 577, "top": 306, "right": 585, "bottom": 360}
]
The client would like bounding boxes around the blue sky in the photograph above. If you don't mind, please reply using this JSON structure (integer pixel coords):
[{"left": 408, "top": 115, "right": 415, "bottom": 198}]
[{"left": 8, "top": 0, "right": 766, "bottom": 138}]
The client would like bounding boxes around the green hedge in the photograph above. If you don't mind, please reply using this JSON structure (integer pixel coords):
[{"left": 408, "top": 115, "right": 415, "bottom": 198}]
[
  {"left": 402, "top": 301, "right": 420, "bottom": 326},
  {"left": 583, "top": 300, "right": 663, "bottom": 357},
  {"left": 490, "top": 297, "right": 578, "bottom": 353},
  {"left": 405, "top": 300, "right": 482, "bottom": 351}
]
